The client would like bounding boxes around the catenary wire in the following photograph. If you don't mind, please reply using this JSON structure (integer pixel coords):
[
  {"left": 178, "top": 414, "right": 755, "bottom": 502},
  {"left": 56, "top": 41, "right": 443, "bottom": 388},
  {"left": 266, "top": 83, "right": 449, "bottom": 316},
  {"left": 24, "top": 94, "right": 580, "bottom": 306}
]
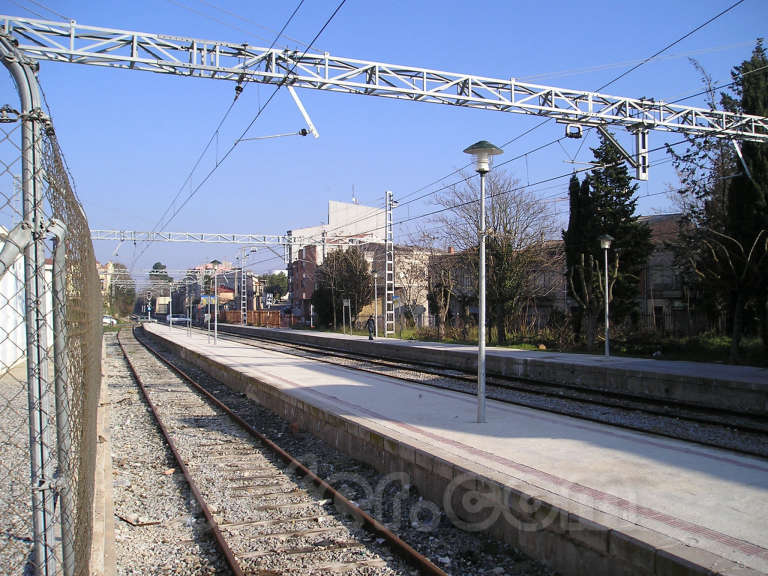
[
  {"left": 316, "top": 136, "right": 569, "bottom": 241},
  {"left": 133, "top": 0, "right": 311, "bottom": 271},
  {"left": 141, "top": 0, "right": 743, "bottom": 254},
  {"left": 166, "top": 0, "right": 274, "bottom": 46},
  {"left": 157, "top": 0, "right": 347, "bottom": 226},
  {"left": 197, "top": 0, "right": 327, "bottom": 53},
  {"left": 6, "top": 0, "right": 45, "bottom": 19},
  {"left": 22, "top": 0, "right": 69, "bottom": 20},
  {"left": 396, "top": 0, "right": 748, "bottom": 210},
  {"left": 135, "top": 1, "right": 748, "bottom": 273},
  {"left": 326, "top": 137, "right": 703, "bottom": 245},
  {"left": 595, "top": 0, "right": 745, "bottom": 92},
  {"left": 669, "top": 63, "right": 768, "bottom": 105},
  {"left": 148, "top": 0, "right": 306, "bottom": 235},
  {"left": 278, "top": 144, "right": 677, "bottom": 259},
  {"left": 518, "top": 41, "right": 754, "bottom": 84}
]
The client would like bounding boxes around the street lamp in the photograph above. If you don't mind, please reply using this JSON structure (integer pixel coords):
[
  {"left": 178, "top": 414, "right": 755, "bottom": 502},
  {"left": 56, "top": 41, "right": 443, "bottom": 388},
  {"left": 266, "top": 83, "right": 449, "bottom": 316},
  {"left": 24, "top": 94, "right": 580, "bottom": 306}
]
[
  {"left": 599, "top": 234, "right": 614, "bottom": 357},
  {"left": 464, "top": 139, "right": 503, "bottom": 423},
  {"left": 374, "top": 271, "right": 379, "bottom": 337}
]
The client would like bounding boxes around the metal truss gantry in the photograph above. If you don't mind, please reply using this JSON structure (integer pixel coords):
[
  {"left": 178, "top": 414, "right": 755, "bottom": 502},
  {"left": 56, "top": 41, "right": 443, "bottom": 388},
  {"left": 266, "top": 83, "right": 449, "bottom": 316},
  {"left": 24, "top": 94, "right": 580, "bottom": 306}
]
[
  {"left": 89, "top": 229, "right": 366, "bottom": 252},
  {"left": 2, "top": 15, "right": 768, "bottom": 181}
]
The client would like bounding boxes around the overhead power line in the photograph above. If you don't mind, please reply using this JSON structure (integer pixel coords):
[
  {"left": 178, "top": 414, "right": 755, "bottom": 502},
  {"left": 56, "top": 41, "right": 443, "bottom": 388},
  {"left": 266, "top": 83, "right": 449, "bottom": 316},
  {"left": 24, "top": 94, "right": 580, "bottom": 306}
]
[
  {"left": 596, "top": 0, "right": 745, "bottom": 92},
  {"left": 146, "top": 0, "right": 308, "bottom": 240},
  {"left": 326, "top": 135, "right": 714, "bottom": 245},
  {"left": 154, "top": 0, "right": 348, "bottom": 227},
  {"left": 384, "top": 0, "right": 749, "bottom": 227}
]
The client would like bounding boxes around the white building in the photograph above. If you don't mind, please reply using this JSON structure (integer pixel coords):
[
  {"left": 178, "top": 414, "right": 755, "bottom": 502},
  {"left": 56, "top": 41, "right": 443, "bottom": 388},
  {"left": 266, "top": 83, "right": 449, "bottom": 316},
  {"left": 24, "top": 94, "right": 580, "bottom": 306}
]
[
  {"left": 1, "top": 226, "right": 53, "bottom": 369},
  {"left": 288, "top": 200, "right": 386, "bottom": 266}
]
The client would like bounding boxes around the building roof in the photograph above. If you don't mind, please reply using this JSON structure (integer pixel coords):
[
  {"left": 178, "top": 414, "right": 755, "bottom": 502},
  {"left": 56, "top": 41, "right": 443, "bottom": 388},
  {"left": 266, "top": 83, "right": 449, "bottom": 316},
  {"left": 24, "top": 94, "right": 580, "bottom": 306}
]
[{"left": 639, "top": 213, "right": 683, "bottom": 245}]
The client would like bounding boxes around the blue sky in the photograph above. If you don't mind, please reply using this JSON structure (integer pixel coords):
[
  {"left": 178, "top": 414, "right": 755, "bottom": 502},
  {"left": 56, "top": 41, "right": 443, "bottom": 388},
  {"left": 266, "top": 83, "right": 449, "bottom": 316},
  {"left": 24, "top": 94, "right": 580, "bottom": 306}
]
[{"left": 1, "top": 0, "right": 766, "bottom": 278}]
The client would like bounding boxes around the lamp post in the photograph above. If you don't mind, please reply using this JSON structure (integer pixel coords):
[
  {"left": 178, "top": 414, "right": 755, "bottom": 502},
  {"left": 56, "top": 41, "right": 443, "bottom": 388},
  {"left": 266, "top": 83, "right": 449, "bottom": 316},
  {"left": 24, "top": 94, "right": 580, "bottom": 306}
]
[
  {"left": 374, "top": 271, "right": 379, "bottom": 337},
  {"left": 599, "top": 234, "right": 614, "bottom": 357},
  {"left": 168, "top": 280, "right": 172, "bottom": 332},
  {"left": 214, "top": 264, "right": 219, "bottom": 345},
  {"left": 464, "top": 140, "right": 503, "bottom": 423}
]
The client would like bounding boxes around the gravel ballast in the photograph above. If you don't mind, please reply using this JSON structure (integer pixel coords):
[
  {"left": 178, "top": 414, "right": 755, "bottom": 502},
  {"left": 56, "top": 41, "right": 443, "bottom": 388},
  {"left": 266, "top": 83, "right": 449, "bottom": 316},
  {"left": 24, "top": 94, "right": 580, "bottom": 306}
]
[
  {"left": 105, "top": 332, "right": 227, "bottom": 575},
  {"left": 139, "top": 329, "right": 555, "bottom": 576}
]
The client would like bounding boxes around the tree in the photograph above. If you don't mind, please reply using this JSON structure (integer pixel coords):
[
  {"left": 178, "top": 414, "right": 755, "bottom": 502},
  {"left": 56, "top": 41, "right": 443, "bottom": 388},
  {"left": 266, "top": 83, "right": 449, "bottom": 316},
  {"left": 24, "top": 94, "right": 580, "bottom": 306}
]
[
  {"left": 563, "top": 174, "right": 599, "bottom": 344},
  {"left": 149, "top": 261, "right": 172, "bottom": 283},
  {"left": 563, "top": 133, "right": 653, "bottom": 349},
  {"left": 106, "top": 262, "right": 135, "bottom": 317},
  {"left": 722, "top": 39, "right": 768, "bottom": 356},
  {"left": 416, "top": 233, "right": 461, "bottom": 340},
  {"left": 396, "top": 247, "right": 429, "bottom": 327},
  {"left": 261, "top": 272, "right": 288, "bottom": 300},
  {"left": 312, "top": 247, "right": 373, "bottom": 328},
  {"left": 669, "top": 42, "right": 768, "bottom": 359},
  {"left": 435, "top": 169, "right": 561, "bottom": 344},
  {"left": 667, "top": 62, "right": 736, "bottom": 334}
]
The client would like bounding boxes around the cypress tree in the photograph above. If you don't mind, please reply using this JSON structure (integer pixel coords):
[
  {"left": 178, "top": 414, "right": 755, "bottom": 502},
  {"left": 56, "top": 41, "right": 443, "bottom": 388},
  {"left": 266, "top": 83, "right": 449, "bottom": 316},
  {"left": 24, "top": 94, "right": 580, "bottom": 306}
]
[
  {"left": 589, "top": 134, "right": 653, "bottom": 324},
  {"left": 563, "top": 133, "right": 653, "bottom": 349}
]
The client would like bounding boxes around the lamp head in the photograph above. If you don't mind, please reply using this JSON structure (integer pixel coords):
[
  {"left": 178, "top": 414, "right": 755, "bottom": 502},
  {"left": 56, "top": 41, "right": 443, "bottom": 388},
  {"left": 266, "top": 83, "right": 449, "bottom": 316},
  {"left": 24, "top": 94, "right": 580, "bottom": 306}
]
[
  {"left": 463, "top": 140, "right": 503, "bottom": 174},
  {"left": 599, "top": 234, "right": 614, "bottom": 250}
]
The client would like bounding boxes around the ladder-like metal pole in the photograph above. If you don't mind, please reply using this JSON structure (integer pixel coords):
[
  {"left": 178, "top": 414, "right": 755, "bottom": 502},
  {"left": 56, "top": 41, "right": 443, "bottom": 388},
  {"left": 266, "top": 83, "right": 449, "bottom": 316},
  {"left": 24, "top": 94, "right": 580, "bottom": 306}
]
[{"left": 385, "top": 191, "right": 395, "bottom": 337}]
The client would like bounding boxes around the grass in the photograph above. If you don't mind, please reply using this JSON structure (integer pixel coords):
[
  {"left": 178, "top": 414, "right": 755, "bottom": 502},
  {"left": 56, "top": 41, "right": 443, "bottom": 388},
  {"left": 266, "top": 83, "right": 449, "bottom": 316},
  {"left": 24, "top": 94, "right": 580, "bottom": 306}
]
[{"left": 609, "top": 334, "right": 767, "bottom": 366}]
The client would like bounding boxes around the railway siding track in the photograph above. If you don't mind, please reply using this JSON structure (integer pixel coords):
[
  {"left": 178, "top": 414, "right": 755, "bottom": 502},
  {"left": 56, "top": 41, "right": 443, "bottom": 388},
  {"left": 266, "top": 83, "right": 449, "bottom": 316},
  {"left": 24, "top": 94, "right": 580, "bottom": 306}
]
[{"left": 117, "top": 328, "right": 448, "bottom": 576}]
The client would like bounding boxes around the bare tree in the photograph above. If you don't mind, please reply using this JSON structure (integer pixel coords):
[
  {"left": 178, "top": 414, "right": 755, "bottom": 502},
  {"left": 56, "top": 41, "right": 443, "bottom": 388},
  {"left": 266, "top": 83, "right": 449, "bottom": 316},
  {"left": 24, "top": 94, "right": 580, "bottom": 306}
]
[
  {"left": 313, "top": 246, "right": 373, "bottom": 328},
  {"left": 396, "top": 246, "right": 429, "bottom": 327},
  {"left": 408, "top": 231, "right": 457, "bottom": 339},
  {"left": 434, "top": 169, "right": 561, "bottom": 344}
]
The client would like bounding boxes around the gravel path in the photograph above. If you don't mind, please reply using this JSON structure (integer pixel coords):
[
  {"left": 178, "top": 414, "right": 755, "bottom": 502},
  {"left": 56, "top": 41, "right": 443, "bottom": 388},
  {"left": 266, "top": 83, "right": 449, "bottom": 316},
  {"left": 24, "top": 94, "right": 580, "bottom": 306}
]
[{"left": 105, "top": 332, "right": 227, "bottom": 575}]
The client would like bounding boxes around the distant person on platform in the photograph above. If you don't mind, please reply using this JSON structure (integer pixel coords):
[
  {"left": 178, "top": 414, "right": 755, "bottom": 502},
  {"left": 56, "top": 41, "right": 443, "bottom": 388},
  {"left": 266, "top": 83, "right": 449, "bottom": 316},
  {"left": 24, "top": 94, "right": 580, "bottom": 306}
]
[{"left": 366, "top": 315, "right": 375, "bottom": 340}]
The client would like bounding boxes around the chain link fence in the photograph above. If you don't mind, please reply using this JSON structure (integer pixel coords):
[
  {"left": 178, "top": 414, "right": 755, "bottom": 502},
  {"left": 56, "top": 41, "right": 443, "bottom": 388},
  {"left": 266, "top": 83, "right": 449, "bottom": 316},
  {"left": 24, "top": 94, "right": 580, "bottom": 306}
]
[{"left": 1, "top": 35, "right": 102, "bottom": 576}]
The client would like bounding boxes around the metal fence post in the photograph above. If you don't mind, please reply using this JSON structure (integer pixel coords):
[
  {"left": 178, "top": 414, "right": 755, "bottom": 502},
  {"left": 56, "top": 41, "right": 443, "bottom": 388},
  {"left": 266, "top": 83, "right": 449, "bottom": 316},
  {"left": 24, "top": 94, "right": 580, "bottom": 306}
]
[
  {"left": 1, "top": 33, "right": 58, "bottom": 576},
  {"left": 50, "top": 219, "right": 74, "bottom": 576}
]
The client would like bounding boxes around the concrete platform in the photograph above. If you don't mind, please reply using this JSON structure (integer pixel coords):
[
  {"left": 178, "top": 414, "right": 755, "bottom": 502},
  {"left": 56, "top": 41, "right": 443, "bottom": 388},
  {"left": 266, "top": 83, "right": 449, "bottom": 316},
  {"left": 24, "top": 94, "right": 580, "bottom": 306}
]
[
  {"left": 143, "top": 323, "right": 768, "bottom": 576},
  {"left": 221, "top": 324, "right": 768, "bottom": 417}
]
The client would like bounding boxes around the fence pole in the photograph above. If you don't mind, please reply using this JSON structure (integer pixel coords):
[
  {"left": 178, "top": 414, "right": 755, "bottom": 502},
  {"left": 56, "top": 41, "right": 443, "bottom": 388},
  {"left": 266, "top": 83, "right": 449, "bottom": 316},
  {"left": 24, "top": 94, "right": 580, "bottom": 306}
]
[
  {"left": 51, "top": 219, "right": 74, "bottom": 576},
  {"left": 1, "top": 34, "right": 58, "bottom": 576}
]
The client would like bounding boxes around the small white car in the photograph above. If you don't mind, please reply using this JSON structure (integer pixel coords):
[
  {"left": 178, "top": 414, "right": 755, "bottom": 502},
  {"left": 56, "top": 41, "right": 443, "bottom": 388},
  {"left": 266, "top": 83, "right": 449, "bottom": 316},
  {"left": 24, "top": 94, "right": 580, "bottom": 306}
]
[{"left": 102, "top": 315, "right": 118, "bottom": 326}]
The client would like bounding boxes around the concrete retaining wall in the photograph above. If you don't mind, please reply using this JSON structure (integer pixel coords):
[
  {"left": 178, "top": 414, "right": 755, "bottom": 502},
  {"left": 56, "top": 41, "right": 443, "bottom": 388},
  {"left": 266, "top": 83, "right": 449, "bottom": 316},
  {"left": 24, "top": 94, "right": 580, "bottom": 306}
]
[{"left": 143, "top": 327, "right": 756, "bottom": 576}]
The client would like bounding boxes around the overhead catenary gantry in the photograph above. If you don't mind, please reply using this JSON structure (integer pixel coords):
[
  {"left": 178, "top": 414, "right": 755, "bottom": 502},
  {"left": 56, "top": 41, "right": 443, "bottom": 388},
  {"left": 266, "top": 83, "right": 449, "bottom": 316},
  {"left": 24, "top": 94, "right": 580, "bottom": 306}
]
[
  {"left": 2, "top": 15, "right": 768, "bottom": 182},
  {"left": 89, "top": 228, "right": 376, "bottom": 264}
]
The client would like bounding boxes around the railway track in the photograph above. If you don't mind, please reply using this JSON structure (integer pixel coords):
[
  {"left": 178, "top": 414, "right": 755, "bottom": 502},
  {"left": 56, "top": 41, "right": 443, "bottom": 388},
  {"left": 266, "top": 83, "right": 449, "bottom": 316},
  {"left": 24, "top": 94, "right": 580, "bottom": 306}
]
[
  {"left": 117, "top": 327, "right": 447, "bottom": 576},
  {"left": 205, "top": 325, "right": 768, "bottom": 459}
]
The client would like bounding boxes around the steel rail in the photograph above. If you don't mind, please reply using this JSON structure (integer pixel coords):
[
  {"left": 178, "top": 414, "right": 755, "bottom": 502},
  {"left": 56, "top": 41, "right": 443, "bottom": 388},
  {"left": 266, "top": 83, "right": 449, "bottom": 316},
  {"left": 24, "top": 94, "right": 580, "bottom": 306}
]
[
  {"left": 116, "top": 329, "right": 246, "bottom": 576},
  {"left": 132, "top": 326, "right": 449, "bottom": 576}
]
